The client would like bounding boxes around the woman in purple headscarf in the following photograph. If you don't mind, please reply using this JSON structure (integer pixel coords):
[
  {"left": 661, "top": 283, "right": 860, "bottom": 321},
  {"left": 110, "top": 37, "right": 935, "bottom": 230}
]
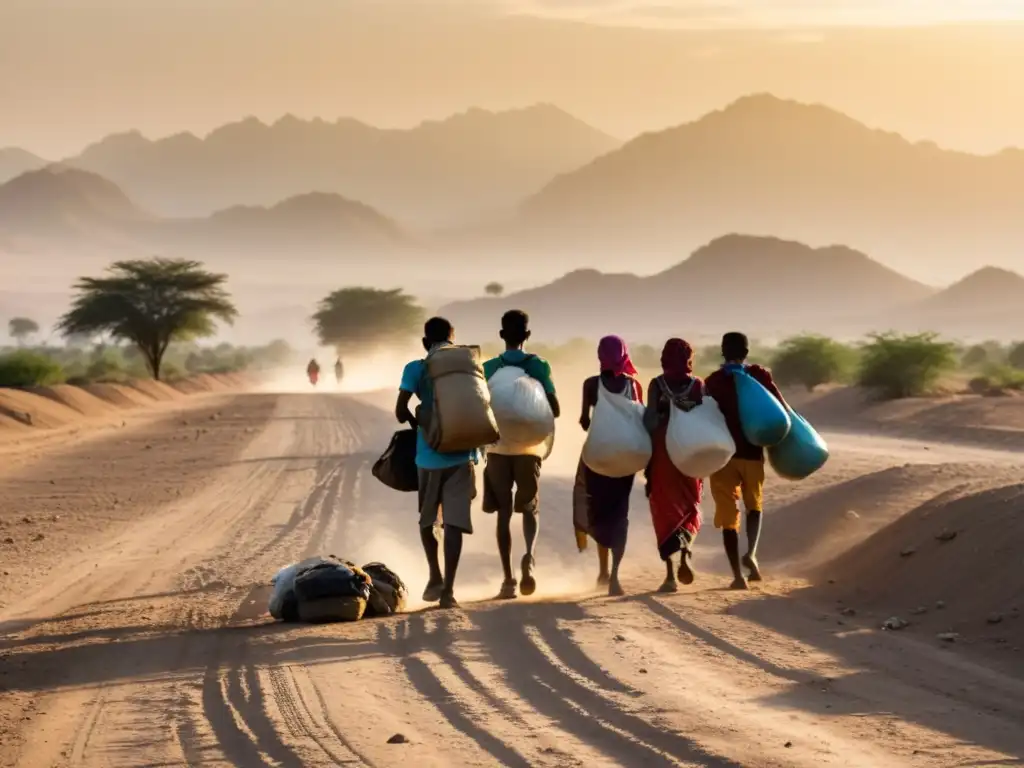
[{"left": 573, "top": 335, "right": 644, "bottom": 596}]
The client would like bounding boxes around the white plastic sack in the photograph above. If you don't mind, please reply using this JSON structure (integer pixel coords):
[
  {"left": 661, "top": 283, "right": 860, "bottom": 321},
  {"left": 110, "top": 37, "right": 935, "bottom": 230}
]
[
  {"left": 488, "top": 366, "right": 555, "bottom": 448},
  {"left": 582, "top": 383, "right": 652, "bottom": 477},
  {"left": 665, "top": 396, "right": 736, "bottom": 478},
  {"left": 490, "top": 430, "right": 555, "bottom": 459}
]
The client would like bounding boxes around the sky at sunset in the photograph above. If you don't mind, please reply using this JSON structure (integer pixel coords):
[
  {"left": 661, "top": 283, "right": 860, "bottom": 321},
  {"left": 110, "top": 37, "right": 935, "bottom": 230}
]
[
  {"left": 2, "top": 0, "right": 1023, "bottom": 156},
  {"left": 510, "top": 0, "right": 1024, "bottom": 26}
]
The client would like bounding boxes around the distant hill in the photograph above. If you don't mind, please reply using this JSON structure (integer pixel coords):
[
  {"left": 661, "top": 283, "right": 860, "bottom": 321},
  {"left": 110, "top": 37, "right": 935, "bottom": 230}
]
[
  {"left": 896, "top": 266, "right": 1024, "bottom": 337},
  {"left": 439, "top": 234, "right": 933, "bottom": 341},
  {"left": 516, "top": 94, "right": 1024, "bottom": 281},
  {"left": 63, "top": 105, "right": 620, "bottom": 226},
  {"left": 0, "top": 166, "right": 148, "bottom": 237},
  {"left": 919, "top": 267, "right": 1024, "bottom": 312},
  {"left": 0, "top": 168, "right": 408, "bottom": 257},
  {"left": 171, "top": 192, "right": 407, "bottom": 252},
  {"left": 0, "top": 148, "right": 48, "bottom": 184}
]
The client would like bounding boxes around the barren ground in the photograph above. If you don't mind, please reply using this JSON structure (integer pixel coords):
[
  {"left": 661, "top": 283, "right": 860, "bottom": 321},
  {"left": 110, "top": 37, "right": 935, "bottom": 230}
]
[{"left": 2, "top": 382, "right": 1024, "bottom": 767}]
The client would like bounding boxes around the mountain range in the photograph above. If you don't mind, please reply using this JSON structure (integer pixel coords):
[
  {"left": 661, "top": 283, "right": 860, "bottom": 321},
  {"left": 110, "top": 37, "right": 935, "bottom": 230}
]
[
  {"left": 0, "top": 148, "right": 48, "bottom": 185},
  {"left": 513, "top": 93, "right": 1024, "bottom": 281},
  {"left": 7, "top": 95, "right": 1024, "bottom": 282},
  {"left": 5, "top": 93, "right": 1024, "bottom": 340},
  {"left": 2, "top": 105, "right": 619, "bottom": 228},
  {"left": 438, "top": 235, "right": 1024, "bottom": 342}
]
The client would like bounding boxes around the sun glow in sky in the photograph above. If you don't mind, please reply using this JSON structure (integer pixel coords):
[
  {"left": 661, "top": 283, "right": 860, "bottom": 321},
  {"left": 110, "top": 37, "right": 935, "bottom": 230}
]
[{"left": 507, "top": 0, "right": 1024, "bottom": 26}]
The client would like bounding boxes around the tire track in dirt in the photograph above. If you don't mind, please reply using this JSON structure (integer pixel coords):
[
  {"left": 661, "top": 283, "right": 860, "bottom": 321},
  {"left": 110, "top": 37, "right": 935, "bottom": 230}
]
[
  {"left": 466, "top": 605, "right": 740, "bottom": 767},
  {"left": 186, "top": 396, "right": 378, "bottom": 767},
  {"left": 67, "top": 694, "right": 105, "bottom": 767},
  {"left": 267, "top": 665, "right": 371, "bottom": 766},
  {"left": 376, "top": 605, "right": 735, "bottom": 766}
]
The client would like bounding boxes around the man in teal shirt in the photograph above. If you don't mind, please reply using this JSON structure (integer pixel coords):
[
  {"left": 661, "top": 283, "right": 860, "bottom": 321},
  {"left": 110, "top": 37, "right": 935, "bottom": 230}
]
[
  {"left": 481, "top": 310, "right": 560, "bottom": 599},
  {"left": 396, "top": 317, "right": 480, "bottom": 610}
]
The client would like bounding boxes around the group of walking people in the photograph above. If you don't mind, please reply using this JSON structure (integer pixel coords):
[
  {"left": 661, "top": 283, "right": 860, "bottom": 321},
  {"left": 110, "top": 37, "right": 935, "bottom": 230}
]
[
  {"left": 395, "top": 311, "right": 787, "bottom": 609},
  {"left": 306, "top": 357, "right": 345, "bottom": 386}
]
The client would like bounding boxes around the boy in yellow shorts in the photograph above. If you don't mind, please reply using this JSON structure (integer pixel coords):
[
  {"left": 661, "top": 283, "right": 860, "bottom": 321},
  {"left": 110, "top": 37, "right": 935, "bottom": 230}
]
[{"left": 704, "top": 332, "right": 787, "bottom": 590}]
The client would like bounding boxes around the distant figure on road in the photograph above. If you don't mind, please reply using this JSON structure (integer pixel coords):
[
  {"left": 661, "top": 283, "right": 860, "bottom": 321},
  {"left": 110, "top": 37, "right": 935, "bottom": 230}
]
[
  {"left": 334, "top": 357, "right": 344, "bottom": 385},
  {"left": 307, "top": 358, "right": 320, "bottom": 386}
]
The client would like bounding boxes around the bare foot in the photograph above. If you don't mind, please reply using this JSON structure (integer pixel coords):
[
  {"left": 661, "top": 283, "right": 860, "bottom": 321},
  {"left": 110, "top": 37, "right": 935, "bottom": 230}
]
[
  {"left": 439, "top": 591, "right": 460, "bottom": 609},
  {"left": 677, "top": 551, "right": 696, "bottom": 586},
  {"left": 497, "top": 579, "right": 517, "bottom": 600},
  {"left": 597, "top": 573, "right": 611, "bottom": 588},
  {"left": 657, "top": 578, "right": 679, "bottom": 594},
  {"left": 422, "top": 580, "right": 444, "bottom": 603},
  {"left": 729, "top": 576, "right": 749, "bottom": 591},
  {"left": 607, "top": 578, "right": 625, "bottom": 597},
  {"left": 742, "top": 553, "right": 763, "bottom": 582},
  {"left": 519, "top": 554, "right": 537, "bottom": 596}
]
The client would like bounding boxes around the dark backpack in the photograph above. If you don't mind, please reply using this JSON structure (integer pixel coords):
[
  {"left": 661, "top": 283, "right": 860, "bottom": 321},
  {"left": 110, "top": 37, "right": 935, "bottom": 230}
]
[
  {"left": 293, "top": 562, "right": 371, "bottom": 603},
  {"left": 362, "top": 562, "right": 409, "bottom": 617},
  {"left": 372, "top": 428, "right": 418, "bottom": 492}
]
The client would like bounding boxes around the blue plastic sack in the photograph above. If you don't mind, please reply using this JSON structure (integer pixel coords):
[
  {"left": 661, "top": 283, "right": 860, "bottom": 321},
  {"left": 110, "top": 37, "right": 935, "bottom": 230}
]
[
  {"left": 768, "top": 411, "right": 829, "bottom": 480},
  {"left": 727, "top": 364, "right": 791, "bottom": 447}
]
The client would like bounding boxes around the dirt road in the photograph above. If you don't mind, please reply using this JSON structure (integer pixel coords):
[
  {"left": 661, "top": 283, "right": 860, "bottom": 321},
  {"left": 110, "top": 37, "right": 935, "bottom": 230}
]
[{"left": 2, "top": 391, "right": 1024, "bottom": 767}]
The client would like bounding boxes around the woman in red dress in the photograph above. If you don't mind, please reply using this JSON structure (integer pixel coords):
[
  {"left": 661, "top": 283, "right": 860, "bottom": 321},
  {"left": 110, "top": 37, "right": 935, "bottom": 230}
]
[{"left": 644, "top": 338, "right": 704, "bottom": 593}]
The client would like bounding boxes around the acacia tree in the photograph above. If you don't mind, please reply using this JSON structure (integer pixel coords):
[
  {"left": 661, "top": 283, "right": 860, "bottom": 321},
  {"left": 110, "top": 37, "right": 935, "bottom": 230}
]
[
  {"left": 485, "top": 282, "right": 504, "bottom": 297},
  {"left": 8, "top": 317, "right": 39, "bottom": 345},
  {"left": 312, "top": 288, "right": 423, "bottom": 353},
  {"left": 57, "top": 258, "right": 237, "bottom": 380}
]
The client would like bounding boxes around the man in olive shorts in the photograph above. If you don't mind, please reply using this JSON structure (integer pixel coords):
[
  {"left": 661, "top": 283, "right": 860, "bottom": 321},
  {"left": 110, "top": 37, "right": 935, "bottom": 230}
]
[{"left": 482, "top": 310, "right": 560, "bottom": 599}]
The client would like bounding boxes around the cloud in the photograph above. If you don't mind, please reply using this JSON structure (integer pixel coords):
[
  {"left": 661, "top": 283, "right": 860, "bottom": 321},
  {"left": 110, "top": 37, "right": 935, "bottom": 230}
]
[
  {"left": 502, "top": 0, "right": 1024, "bottom": 27},
  {"left": 515, "top": 0, "right": 746, "bottom": 26}
]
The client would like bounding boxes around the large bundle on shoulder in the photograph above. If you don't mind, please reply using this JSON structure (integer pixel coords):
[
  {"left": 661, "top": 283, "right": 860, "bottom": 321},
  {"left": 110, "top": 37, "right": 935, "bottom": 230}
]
[
  {"left": 665, "top": 394, "right": 736, "bottom": 478},
  {"left": 488, "top": 360, "right": 555, "bottom": 455},
  {"left": 730, "top": 365, "right": 791, "bottom": 447},
  {"left": 767, "top": 410, "right": 829, "bottom": 480},
  {"left": 420, "top": 345, "right": 499, "bottom": 453},
  {"left": 582, "top": 380, "right": 651, "bottom": 477}
]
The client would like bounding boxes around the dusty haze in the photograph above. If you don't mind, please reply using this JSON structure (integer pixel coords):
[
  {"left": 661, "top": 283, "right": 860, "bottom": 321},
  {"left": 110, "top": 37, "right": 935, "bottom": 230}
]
[
  {"left": 3, "top": 1, "right": 1024, "bottom": 157},
  {"left": 5, "top": 1, "right": 1024, "bottom": 344},
  {"left": 7, "top": 5, "right": 1024, "bottom": 766}
]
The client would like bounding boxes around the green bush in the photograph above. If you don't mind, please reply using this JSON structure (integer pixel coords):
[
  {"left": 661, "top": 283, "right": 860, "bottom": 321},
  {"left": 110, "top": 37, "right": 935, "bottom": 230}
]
[
  {"left": 85, "top": 351, "right": 129, "bottom": 382},
  {"left": 1008, "top": 342, "right": 1024, "bottom": 370},
  {"left": 961, "top": 341, "right": 1007, "bottom": 369},
  {"left": 858, "top": 332, "right": 957, "bottom": 399},
  {"left": 962, "top": 344, "right": 990, "bottom": 369},
  {"left": 771, "top": 335, "right": 855, "bottom": 391},
  {"left": 0, "top": 350, "right": 66, "bottom": 388},
  {"left": 969, "top": 364, "right": 1024, "bottom": 394}
]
